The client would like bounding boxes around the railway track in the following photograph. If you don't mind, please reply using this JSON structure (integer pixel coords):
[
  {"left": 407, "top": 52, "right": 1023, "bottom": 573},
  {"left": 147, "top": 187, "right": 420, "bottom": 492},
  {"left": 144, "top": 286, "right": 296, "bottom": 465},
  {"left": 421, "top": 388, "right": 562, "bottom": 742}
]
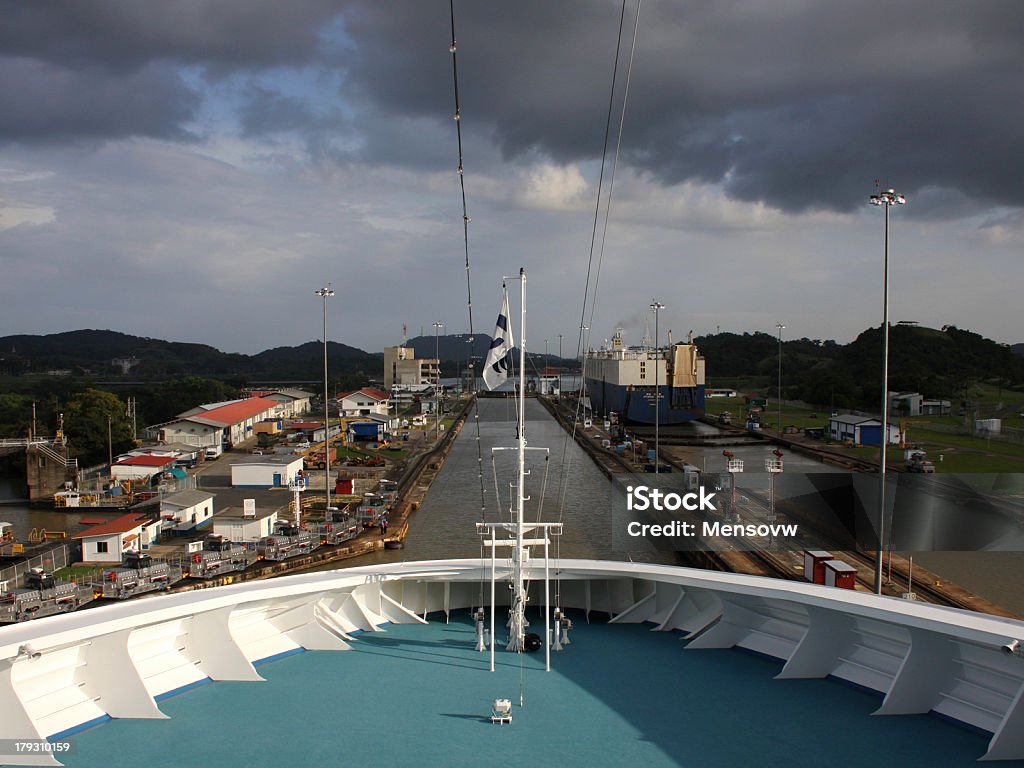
[{"left": 730, "top": 485, "right": 1011, "bottom": 613}]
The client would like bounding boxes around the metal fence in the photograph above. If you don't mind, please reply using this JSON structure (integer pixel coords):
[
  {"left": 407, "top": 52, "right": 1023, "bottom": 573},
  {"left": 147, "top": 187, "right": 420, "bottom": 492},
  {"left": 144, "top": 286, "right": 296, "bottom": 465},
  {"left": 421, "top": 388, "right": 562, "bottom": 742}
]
[
  {"left": 914, "top": 421, "right": 1024, "bottom": 445},
  {"left": 0, "top": 543, "right": 73, "bottom": 590}
]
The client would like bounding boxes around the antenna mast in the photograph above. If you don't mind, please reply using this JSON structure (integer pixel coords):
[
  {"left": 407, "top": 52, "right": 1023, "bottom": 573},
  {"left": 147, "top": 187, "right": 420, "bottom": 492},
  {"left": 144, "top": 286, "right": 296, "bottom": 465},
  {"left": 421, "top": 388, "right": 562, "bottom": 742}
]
[
  {"left": 478, "top": 268, "right": 562, "bottom": 677},
  {"left": 508, "top": 268, "right": 528, "bottom": 652}
]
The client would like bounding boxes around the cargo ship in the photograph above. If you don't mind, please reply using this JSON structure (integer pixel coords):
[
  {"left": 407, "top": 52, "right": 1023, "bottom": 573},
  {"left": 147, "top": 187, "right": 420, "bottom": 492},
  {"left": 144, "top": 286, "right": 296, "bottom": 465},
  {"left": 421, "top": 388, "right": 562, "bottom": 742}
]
[{"left": 584, "top": 328, "right": 705, "bottom": 425}]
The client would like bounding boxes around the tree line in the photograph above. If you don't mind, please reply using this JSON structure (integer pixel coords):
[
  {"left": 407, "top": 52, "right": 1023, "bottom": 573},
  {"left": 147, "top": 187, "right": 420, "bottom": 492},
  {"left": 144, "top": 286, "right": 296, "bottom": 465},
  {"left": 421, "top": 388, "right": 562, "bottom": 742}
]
[{"left": 697, "top": 324, "right": 1024, "bottom": 411}]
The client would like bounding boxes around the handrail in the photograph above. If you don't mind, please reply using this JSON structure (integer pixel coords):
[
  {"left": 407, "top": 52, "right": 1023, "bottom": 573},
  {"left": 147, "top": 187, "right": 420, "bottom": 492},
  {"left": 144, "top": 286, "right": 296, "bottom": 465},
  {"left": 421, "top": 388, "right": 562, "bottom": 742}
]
[{"left": 0, "top": 437, "right": 57, "bottom": 447}]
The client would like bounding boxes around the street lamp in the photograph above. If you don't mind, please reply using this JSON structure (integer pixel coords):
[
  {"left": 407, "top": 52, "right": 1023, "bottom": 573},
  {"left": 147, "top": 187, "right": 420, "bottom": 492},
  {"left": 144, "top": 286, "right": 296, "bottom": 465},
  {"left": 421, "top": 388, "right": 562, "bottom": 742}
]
[
  {"left": 433, "top": 321, "right": 444, "bottom": 438},
  {"left": 650, "top": 301, "right": 665, "bottom": 475},
  {"left": 776, "top": 323, "right": 785, "bottom": 434},
  {"left": 315, "top": 285, "right": 335, "bottom": 516},
  {"left": 557, "top": 333, "right": 563, "bottom": 399},
  {"left": 544, "top": 338, "right": 549, "bottom": 394},
  {"left": 869, "top": 187, "right": 905, "bottom": 594},
  {"left": 580, "top": 324, "right": 589, "bottom": 413}
]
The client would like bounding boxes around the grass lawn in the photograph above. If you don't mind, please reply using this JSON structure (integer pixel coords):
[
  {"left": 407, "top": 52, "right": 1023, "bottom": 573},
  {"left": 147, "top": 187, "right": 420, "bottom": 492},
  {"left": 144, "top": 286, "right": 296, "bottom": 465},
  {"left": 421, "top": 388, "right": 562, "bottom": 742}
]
[
  {"left": 705, "top": 394, "right": 1024, "bottom": 472},
  {"left": 53, "top": 564, "right": 105, "bottom": 582},
  {"left": 705, "top": 396, "right": 829, "bottom": 431},
  {"left": 822, "top": 431, "right": 1024, "bottom": 473},
  {"left": 922, "top": 452, "right": 1024, "bottom": 473},
  {"left": 335, "top": 445, "right": 372, "bottom": 460},
  {"left": 900, "top": 428, "right": 1024, "bottom": 472},
  {"left": 909, "top": 428, "right": 1024, "bottom": 459}
]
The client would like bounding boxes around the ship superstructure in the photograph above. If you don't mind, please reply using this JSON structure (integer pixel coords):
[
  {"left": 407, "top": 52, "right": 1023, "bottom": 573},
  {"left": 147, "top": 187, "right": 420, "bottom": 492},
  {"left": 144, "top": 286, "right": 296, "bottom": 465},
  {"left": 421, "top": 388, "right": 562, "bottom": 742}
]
[{"left": 585, "top": 329, "right": 706, "bottom": 425}]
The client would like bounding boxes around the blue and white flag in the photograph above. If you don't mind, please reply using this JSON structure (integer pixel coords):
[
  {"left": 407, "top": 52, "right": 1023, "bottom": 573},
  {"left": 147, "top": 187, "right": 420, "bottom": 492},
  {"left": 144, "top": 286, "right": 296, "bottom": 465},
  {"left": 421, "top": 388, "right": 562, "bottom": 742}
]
[{"left": 483, "top": 287, "right": 515, "bottom": 390}]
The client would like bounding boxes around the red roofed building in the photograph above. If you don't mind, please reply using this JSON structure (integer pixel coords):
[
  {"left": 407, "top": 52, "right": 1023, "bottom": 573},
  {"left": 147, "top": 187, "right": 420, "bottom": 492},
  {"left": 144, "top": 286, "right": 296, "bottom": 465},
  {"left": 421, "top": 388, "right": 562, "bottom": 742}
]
[
  {"left": 110, "top": 454, "right": 177, "bottom": 481},
  {"left": 338, "top": 388, "right": 391, "bottom": 417},
  {"left": 185, "top": 398, "right": 280, "bottom": 426},
  {"left": 73, "top": 514, "right": 161, "bottom": 563},
  {"left": 148, "top": 397, "right": 281, "bottom": 448}
]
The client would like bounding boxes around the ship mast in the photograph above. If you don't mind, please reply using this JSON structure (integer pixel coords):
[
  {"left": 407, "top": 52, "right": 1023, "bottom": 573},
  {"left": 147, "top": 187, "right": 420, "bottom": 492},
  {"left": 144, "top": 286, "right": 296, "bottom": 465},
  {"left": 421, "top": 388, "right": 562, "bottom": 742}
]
[
  {"left": 478, "top": 267, "right": 562, "bottom": 675},
  {"left": 508, "top": 267, "right": 528, "bottom": 653}
]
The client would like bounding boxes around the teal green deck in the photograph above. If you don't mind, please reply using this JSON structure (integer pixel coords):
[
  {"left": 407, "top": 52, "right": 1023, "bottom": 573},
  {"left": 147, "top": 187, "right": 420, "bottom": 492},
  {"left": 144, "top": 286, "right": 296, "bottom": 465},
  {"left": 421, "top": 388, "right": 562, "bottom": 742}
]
[{"left": 58, "top": 613, "right": 1018, "bottom": 768}]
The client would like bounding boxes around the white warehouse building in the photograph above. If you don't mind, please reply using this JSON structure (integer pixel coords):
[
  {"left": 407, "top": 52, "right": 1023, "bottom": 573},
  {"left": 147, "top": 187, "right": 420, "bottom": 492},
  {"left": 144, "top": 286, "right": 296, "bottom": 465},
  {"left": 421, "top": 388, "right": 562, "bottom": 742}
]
[
  {"left": 149, "top": 397, "right": 282, "bottom": 448},
  {"left": 160, "top": 490, "right": 216, "bottom": 534},
  {"left": 230, "top": 456, "right": 304, "bottom": 488},
  {"left": 213, "top": 506, "right": 279, "bottom": 542}
]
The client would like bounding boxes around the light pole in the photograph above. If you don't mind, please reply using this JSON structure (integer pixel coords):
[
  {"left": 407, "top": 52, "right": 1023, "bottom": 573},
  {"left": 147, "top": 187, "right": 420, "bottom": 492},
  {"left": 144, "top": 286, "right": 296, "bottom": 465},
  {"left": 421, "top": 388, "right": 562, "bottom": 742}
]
[
  {"left": 869, "top": 187, "right": 905, "bottom": 594},
  {"left": 315, "top": 285, "right": 335, "bottom": 517},
  {"left": 650, "top": 301, "right": 665, "bottom": 475},
  {"left": 557, "top": 334, "right": 563, "bottom": 399},
  {"left": 544, "top": 338, "right": 549, "bottom": 394},
  {"left": 776, "top": 323, "right": 785, "bottom": 434},
  {"left": 433, "top": 321, "right": 444, "bottom": 439},
  {"left": 580, "top": 324, "right": 589, "bottom": 414}
]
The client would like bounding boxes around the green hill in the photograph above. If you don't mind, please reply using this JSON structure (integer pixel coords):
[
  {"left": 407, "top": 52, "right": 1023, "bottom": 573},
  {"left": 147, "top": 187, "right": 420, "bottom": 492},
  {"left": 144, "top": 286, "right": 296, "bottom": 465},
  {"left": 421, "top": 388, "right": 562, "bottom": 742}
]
[
  {"left": 696, "top": 324, "right": 1024, "bottom": 410},
  {"left": 0, "top": 330, "right": 377, "bottom": 381}
]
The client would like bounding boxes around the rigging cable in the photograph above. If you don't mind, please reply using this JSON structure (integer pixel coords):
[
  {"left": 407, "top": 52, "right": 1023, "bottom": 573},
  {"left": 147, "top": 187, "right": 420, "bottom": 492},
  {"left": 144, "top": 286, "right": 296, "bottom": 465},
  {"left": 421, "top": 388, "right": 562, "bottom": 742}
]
[
  {"left": 448, "top": 0, "right": 490, "bottom": 609},
  {"left": 556, "top": 0, "right": 643, "bottom": 520},
  {"left": 553, "top": 0, "right": 643, "bottom": 607}
]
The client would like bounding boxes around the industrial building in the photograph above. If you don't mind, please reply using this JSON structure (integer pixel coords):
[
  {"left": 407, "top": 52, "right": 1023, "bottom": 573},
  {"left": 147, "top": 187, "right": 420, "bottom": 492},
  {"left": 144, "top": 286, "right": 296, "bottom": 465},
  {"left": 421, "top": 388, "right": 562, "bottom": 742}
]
[
  {"left": 827, "top": 414, "right": 899, "bottom": 446},
  {"left": 383, "top": 345, "right": 439, "bottom": 389},
  {"left": 212, "top": 505, "right": 279, "bottom": 542},
  {"left": 148, "top": 397, "right": 280, "bottom": 448},
  {"left": 110, "top": 454, "right": 177, "bottom": 481},
  {"left": 888, "top": 391, "right": 952, "bottom": 417},
  {"left": 230, "top": 455, "right": 303, "bottom": 488},
  {"left": 160, "top": 490, "right": 216, "bottom": 534},
  {"left": 246, "top": 388, "right": 315, "bottom": 417}
]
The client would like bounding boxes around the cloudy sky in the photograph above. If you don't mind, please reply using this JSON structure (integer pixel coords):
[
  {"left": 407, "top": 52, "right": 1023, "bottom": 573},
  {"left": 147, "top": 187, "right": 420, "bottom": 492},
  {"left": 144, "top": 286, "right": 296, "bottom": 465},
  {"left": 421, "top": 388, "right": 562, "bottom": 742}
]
[{"left": 1, "top": 1, "right": 1022, "bottom": 359}]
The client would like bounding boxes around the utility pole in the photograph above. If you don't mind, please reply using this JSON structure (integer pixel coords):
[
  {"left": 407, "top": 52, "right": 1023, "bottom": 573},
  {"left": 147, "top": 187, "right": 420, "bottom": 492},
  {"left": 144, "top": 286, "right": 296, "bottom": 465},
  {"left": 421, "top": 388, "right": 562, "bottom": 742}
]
[
  {"left": 650, "top": 301, "right": 665, "bottom": 474},
  {"left": 433, "top": 321, "right": 444, "bottom": 439},
  {"left": 776, "top": 323, "right": 785, "bottom": 435},
  {"left": 316, "top": 285, "right": 335, "bottom": 516}
]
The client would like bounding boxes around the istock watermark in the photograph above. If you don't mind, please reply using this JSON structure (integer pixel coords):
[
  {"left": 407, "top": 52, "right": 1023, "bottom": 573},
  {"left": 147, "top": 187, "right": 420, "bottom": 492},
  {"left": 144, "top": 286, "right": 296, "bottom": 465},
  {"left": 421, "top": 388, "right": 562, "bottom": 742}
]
[
  {"left": 617, "top": 480, "right": 803, "bottom": 550},
  {"left": 613, "top": 471, "right": 1024, "bottom": 553},
  {"left": 625, "top": 484, "right": 718, "bottom": 512}
]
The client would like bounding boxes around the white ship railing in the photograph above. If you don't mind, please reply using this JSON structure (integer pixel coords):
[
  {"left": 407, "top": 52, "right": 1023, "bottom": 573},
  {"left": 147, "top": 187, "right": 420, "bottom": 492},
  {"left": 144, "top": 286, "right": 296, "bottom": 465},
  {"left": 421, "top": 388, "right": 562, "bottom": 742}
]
[{"left": 2, "top": 560, "right": 1024, "bottom": 763}]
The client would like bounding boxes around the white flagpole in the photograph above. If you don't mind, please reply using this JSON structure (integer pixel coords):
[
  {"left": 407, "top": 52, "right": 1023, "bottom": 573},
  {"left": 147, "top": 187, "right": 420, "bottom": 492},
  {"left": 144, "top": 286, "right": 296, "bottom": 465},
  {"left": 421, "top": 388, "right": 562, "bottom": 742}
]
[{"left": 514, "top": 268, "right": 526, "bottom": 652}]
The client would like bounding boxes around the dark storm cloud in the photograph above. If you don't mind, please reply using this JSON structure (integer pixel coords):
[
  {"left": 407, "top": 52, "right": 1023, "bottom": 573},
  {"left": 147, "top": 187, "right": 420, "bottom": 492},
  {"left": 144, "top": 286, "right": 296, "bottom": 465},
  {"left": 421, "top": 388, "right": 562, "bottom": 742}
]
[
  {"left": 0, "top": 58, "right": 199, "bottom": 143},
  {"left": 2, "top": 0, "right": 1022, "bottom": 213},
  {"left": 0, "top": 0, "right": 341, "bottom": 72},
  {"left": 0, "top": 0, "right": 342, "bottom": 143},
  {"left": 238, "top": 85, "right": 326, "bottom": 137},
  {"left": 341, "top": 0, "right": 1024, "bottom": 213}
]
